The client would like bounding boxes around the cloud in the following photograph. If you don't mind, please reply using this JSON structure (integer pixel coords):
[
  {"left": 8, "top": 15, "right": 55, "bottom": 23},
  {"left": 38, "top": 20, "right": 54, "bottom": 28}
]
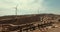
[
  {"left": 0, "top": 0, "right": 46, "bottom": 16},
  {"left": 0, "top": 0, "right": 45, "bottom": 10},
  {"left": 18, "top": 0, "right": 45, "bottom": 11},
  {"left": 17, "top": 0, "right": 46, "bottom": 14},
  {"left": 1, "top": 0, "right": 60, "bottom": 16}
]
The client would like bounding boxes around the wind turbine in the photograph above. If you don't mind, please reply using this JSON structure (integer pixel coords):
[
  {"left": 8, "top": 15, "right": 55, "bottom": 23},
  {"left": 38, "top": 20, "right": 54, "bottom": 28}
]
[
  {"left": 15, "top": 0, "right": 20, "bottom": 18},
  {"left": 15, "top": 4, "right": 18, "bottom": 18}
]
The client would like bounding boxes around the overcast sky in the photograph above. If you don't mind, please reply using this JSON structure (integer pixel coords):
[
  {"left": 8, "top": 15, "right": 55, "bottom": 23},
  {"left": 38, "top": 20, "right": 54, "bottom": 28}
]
[{"left": 0, "top": 0, "right": 60, "bottom": 16}]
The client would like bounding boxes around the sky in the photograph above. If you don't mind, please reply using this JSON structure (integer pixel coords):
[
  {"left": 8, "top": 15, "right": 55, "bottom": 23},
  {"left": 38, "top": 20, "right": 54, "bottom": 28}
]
[{"left": 0, "top": 0, "right": 60, "bottom": 16}]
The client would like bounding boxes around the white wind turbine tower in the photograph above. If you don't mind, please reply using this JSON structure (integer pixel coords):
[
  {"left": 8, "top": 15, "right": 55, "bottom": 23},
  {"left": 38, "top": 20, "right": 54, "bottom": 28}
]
[
  {"left": 15, "top": 4, "right": 18, "bottom": 18},
  {"left": 13, "top": 0, "right": 20, "bottom": 22},
  {"left": 14, "top": 0, "right": 20, "bottom": 19}
]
